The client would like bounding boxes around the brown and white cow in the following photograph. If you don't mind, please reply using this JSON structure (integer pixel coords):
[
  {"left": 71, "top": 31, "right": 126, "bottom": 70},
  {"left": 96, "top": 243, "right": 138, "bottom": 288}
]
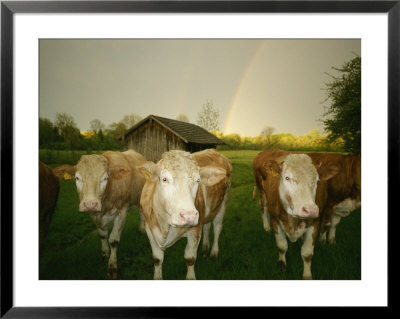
[
  {"left": 307, "top": 153, "right": 361, "bottom": 244},
  {"left": 137, "top": 149, "right": 232, "bottom": 280},
  {"left": 39, "top": 161, "right": 60, "bottom": 254},
  {"left": 253, "top": 149, "right": 339, "bottom": 279},
  {"left": 53, "top": 150, "right": 147, "bottom": 279},
  {"left": 254, "top": 151, "right": 361, "bottom": 244}
]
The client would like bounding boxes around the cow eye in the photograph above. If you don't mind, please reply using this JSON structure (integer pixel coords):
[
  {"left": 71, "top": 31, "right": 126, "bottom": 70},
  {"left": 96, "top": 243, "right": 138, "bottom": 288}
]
[
  {"left": 102, "top": 175, "right": 108, "bottom": 182},
  {"left": 162, "top": 177, "right": 167, "bottom": 182},
  {"left": 196, "top": 178, "right": 200, "bottom": 183},
  {"left": 75, "top": 176, "right": 81, "bottom": 181},
  {"left": 285, "top": 176, "right": 290, "bottom": 181}
]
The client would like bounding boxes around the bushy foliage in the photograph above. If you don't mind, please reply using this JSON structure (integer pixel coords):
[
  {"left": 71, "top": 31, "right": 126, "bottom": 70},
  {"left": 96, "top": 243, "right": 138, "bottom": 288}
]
[
  {"left": 322, "top": 56, "right": 361, "bottom": 153},
  {"left": 214, "top": 130, "right": 344, "bottom": 152},
  {"left": 40, "top": 113, "right": 125, "bottom": 151},
  {"left": 196, "top": 100, "right": 220, "bottom": 132},
  {"left": 39, "top": 118, "right": 63, "bottom": 146}
]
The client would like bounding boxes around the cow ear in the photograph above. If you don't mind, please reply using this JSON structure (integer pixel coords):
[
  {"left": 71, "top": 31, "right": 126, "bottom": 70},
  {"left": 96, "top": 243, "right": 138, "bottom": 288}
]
[
  {"left": 200, "top": 166, "right": 226, "bottom": 186},
  {"left": 53, "top": 165, "right": 77, "bottom": 180},
  {"left": 263, "top": 160, "right": 281, "bottom": 177},
  {"left": 137, "top": 161, "right": 159, "bottom": 181},
  {"left": 315, "top": 161, "right": 340, "bottom": 181},
  {"left": 109, "top": 165, "right": 131, "bottom": 179}
]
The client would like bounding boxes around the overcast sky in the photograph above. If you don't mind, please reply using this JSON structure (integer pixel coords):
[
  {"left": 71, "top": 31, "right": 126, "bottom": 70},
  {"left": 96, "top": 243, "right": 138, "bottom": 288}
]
[{"left": 39, "top": 39, "right": 360, "bottom": 137}]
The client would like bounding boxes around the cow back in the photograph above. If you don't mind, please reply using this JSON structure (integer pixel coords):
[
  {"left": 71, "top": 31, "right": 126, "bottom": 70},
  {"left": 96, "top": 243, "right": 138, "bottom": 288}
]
[
  {"left": 308, "top": 153, "right": 361, "bottom": 204},
  {"left": 102, "top": 150, "right": 147, "bottom": 211},
  {"left": 192, "top": 149, "right": 232, "bottom": 225}
]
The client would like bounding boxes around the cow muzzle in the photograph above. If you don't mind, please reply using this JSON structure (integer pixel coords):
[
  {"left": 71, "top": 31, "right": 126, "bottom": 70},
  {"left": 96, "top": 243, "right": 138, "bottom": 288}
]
[
  {"left": 297, "top": 204, "right": 319, "bottom": 219},
  {"left": 173, "top": 210, "right": 199, "bottom": 227},
  {"left": 80, "top": 200, "right": 101, "bottom": 212}
]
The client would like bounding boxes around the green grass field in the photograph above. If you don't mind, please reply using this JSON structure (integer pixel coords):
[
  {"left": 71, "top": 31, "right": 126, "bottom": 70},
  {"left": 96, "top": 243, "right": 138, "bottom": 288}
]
[{"left": 39, "top": 150, "right": 361, "bottom": 280}]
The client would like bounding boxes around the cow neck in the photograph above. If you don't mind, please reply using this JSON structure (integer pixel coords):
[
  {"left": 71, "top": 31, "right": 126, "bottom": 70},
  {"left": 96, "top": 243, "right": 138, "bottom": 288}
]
[
  {"left": 151, "top": 190, "right": 174, "bottom": 247},
  {"left": 276, "top": 200, "right": 315, "bottom": 232}
]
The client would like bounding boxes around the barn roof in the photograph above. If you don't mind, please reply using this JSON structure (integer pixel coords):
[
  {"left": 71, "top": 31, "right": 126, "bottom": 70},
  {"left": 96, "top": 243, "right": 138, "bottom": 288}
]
[{"left": 124, "top": 114, "right": 225, "bottom": 145}]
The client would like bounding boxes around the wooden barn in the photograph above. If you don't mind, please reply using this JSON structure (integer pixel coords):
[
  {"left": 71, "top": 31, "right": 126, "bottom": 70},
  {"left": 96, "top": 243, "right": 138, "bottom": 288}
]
[{"left": 123, "top": 114, "right": 225, "bottom": 162}]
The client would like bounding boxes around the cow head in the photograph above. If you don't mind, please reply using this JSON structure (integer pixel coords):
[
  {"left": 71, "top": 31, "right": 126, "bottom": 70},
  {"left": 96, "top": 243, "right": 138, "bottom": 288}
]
[
  {"left": 138, "top": 150, "right": 226, "bottom": 227},
  {"left": 53, "top": 154, "right": 130, "bottom": 212},
  {"left": 264, "top": 154, "right": 338, "bottom": 219}
]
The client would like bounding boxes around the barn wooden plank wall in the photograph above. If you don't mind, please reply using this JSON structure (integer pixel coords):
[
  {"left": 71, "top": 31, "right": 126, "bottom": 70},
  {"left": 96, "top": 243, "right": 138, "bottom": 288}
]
[{"left": 125, "top": 119, "right": 186, "bottom": 162}]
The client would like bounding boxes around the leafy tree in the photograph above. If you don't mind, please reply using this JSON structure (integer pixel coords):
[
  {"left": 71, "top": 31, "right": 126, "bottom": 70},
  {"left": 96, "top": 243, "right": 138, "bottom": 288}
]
[
  {"left": 121, "top": 113, "right": 142, "bottom": 129},
  {"left": 106, "top": 121, "right": 128, "bottom": 140},
  {"left": 196, "top": 100, "right": 220, "bottom": 132},
  {"left": 176, "top": 113, "right": 190, "bottom": 122},
  {"left": 97, "top": 128, "right": 104, "bottom": 141},
  {"left": 54, "top": 112, "right": 81, "bottom": 149},
  {"left": 276, "top": 133, "right": 296, "bottom": 149},
  {"left": 260, "top": 126, "right": 275, "bottom": 137},
  {"left": 259, "top": 126, "right": 276, "bottom": 149},
  {"left": 90, "top": 119, "right": 105, "bottom": 133},
  {"left": 39, "top": 117, "right": 59, "bottom": 147},
  {"left": 102, "top": 134, "right": 124, "bottom": 150},
  {"left": 101, "top": 113, "right": 141, "bottom": 143},
  {"left": 322, "top": 56, "right": 361, "bottom": 153},
  {"left": 55, "top": 112, "right": 77, "bottom": 135},
  {"left": 222, "top": 133, "right": 242, "bottom": 149}
]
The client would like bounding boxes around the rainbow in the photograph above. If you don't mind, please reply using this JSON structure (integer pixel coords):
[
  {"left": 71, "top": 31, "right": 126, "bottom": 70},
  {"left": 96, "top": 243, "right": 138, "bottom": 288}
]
[{"left": 223, "top": 41, "right": 267, "bottom": 134}]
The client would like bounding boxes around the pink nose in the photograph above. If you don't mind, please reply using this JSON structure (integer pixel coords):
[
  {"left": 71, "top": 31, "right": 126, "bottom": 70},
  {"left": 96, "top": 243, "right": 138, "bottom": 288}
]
[
  {"left": 179, "top": 211, "right": 199, "bottom": 226},
  {"left": 301, "top": 205, "right": 319, "bottom": 218},
  {"left": 82, "top": 201, "right": 100, "bottom": 212}
]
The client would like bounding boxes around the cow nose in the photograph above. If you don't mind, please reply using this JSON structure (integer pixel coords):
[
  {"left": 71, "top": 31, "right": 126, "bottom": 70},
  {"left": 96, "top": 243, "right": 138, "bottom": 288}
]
[
  {"left": 301, "top": 205, "right": 319, "bottom": 218},
  {"left": 83, "top": 201, "right": 99, "bottom": 211},
  {"left": 179, "top": 211, "right": 199, "bottom": 226}
]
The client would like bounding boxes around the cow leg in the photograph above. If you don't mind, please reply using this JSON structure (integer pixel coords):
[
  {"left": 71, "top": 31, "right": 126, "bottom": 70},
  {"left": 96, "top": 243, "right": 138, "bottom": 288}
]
[
  {"left": 319, "top": 210, "right": 331, "bottom": 243},
  {"left": 107, "top": 208, "right": 128, "bottom": 279},
  {"left": 185, "top": 228, "right": 201, "bottom": 280},
  {"left": 261, "top": 205, "right": 271, "bottom": 232},
  {"left": 210, "top": 192, "right": 229, "bottom": 258},
  {"left": 274, "top": 226, "right": 288, "bottom": 271},
  {"left": 328, "top": 213, "right": 342, "bottom": 244},
  {"left": 97, "top": 227, "right": 110, "bottom": 259},
  {"left": 145, "top": 224, "right": 164, "bottom": 280},
  {"left": 328, "top": 198, "right": 360, "bottom": 244},
  {"left": 202, "top": 222, "right": 211, "bottom": 258},
  {"left": 301, "top": 226, "right": 317, "bottom": 280},
  {"left": 138, "top": 209, "right": 146, "bottom": 234},
  {"left": 319, "top": 223, "right": 328, "bottom": 243},
  {"left": 91, "top": 214, "right": 110, "bottom": 259},
  {"left": 260, "top": 193, "right": 271, "bottom": 232}
]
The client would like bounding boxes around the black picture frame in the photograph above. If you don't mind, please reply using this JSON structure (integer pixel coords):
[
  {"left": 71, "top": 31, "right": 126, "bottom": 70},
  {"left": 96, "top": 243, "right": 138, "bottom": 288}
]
[{"left": 1, "top": 0, "right": 396, "bottom": 317}]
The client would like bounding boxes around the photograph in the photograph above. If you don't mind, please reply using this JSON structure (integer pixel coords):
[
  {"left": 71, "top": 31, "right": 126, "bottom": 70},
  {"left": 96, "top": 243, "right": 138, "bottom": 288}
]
[
  {"left": 1, "top": 0, "right": 393, "bottom": 314},
  {"left": 39, "top": 39, "right": 361, "bottom": 281}
]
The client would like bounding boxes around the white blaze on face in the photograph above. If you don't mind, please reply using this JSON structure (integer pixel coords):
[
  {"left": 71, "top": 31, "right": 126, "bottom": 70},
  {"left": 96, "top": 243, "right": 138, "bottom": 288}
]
[
  {"left": 279, "top": 154, "right": 320, "bottom": 219},
  {"left": 75, "top": 155, "right": 109, "bottom": 212},
  {"left": 155, "top": 151, "right": 201, "bottom": 227},
  {"left": 139, "top": 150, "right": 227, "bottom": 228}
]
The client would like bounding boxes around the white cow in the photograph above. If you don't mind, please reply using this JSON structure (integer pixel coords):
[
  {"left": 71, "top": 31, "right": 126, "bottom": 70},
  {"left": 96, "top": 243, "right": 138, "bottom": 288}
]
[
  {"left": 253, "top": 150, "right": 339, "bottom": 279},
  {"left": 53, "top": 150, "right": 146, "bottom": 279},
  {"left": 138, "top": 149, "right": 232, "bottom": 280}
]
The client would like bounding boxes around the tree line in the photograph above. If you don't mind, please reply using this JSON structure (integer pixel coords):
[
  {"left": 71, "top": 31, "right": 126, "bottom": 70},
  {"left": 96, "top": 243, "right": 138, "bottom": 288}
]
[
  {"left": 39, "top": 100, "right": 221, "bottom": 151},
  {"left": 39, "top": 113, "right": 139, "bottom": 150},
  {"left": 39, "top": 111, "right": 344, "bottom": 153},
  {"left": 214, "top": 129, "right": 345, "bottom": 152}
]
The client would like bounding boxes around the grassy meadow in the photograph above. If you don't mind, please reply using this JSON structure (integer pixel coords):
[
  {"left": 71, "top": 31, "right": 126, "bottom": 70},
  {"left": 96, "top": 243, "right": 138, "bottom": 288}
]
[{"left": 39, "top": 150, "right": 361, "bottom": 280}]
